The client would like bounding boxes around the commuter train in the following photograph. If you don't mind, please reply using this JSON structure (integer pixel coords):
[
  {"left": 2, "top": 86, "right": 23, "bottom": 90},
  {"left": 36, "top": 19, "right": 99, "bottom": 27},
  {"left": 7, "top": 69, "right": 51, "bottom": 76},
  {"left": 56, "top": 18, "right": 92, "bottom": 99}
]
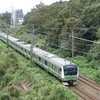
[{"left": 0, "top": 32, "right": 79, "bottom": 85}]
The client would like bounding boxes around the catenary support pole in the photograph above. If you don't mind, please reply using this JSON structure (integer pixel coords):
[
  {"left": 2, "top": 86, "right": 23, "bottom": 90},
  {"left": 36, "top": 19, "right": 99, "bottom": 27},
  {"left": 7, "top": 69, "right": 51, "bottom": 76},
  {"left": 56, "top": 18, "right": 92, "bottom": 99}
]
[
  {"left": 71, "top": 28, "right": 74, "bottom": 63},
  {"left": 30, "top": 25, "right": 35, "bottom": 67}
]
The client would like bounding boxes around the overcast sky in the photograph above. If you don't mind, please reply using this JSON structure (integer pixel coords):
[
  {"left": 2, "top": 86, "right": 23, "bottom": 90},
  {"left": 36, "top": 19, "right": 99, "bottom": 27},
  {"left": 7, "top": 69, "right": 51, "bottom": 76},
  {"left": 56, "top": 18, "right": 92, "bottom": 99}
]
[{"left": 0, "top": 0, "right": 68, "bottom": 14}]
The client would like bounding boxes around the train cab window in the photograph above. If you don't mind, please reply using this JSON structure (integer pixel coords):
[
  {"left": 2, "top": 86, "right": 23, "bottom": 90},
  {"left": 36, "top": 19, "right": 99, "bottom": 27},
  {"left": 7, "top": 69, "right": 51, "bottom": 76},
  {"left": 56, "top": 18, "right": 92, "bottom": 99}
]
[{"left": 63, "top": 65, "right": 77, "bottom": 75}]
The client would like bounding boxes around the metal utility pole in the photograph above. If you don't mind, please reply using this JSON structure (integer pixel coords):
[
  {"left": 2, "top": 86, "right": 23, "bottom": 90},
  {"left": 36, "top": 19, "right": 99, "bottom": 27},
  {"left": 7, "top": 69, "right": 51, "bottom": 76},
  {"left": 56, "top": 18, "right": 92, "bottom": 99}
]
[
  {"left": 71, "top": 28, "right": 74, "bottom": 63},
  {"left": 30, "top": 25, "right": 35, "bottom": 67},
  {"left": 11, "top": 5, "right": 13, "bottom": 25},
  {"left": 7, "top": 25, "right": 9, "bottom": 48},
  {"left": 5, "top": 20, "right": 9, "bottom": 48}
]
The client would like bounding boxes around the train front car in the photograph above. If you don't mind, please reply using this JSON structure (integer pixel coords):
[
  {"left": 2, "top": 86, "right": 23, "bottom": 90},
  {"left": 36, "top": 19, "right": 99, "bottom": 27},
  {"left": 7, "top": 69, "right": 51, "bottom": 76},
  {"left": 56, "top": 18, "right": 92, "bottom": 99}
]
[{"left": 62, "top": 63, "right": 79, "bottom": 86}]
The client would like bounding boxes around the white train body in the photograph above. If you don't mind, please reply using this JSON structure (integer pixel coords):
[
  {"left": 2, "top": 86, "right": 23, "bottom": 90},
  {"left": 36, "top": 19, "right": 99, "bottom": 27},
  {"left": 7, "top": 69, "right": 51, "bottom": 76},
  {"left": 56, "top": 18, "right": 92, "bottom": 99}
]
[{"left": 0, "top": 32, "right": 79, "bottom": 85}]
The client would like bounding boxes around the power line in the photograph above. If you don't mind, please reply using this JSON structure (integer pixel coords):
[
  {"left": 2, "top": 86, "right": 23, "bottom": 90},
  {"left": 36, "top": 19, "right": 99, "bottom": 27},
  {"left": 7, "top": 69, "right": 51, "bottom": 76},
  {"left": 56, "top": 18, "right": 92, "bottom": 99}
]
[
  {"left": 35, "top": 38, "right": 100, "bottom": 58},
  {"left": 71, "top": 35, "right": 100, "bottom": 45}
]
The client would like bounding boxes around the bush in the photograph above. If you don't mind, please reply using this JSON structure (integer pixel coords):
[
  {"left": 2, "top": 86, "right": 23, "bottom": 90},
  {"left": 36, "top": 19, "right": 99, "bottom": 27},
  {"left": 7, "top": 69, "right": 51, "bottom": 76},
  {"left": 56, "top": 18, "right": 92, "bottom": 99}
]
[
  {"left": 8, "top": 86, "right": 20, "bottom": 98},
  {"left": 4, "top": 52, "right": 18, "bottom": 68},
  {"left": 94, "top": 69, "right": 100, "bottom": 85},
  {"left": 3, "top": 73, "right": 13, "bottom": 86},
  {"left": 0, "top": 66, "right": 5, "bottom": 77},
  {"left": 0, "top": 93, "right": 10, "bottom": 100},
  {"left": 36, "top": 85, "right": 79, "bottom": 100}
]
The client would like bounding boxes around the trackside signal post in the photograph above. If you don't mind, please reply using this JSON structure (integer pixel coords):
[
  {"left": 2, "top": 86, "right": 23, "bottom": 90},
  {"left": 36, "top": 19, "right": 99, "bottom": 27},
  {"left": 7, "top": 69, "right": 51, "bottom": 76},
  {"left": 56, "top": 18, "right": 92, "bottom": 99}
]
[{"left": 71, "top": 28, "right": 74, "bottom": 63}]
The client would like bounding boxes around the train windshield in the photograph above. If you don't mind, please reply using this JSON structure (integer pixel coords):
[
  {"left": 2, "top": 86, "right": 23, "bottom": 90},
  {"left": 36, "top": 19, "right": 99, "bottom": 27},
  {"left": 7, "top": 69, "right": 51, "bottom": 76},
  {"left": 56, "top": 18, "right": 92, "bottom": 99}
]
[{"left": 63, "top": 65, "right": 77, "bottom": 75}]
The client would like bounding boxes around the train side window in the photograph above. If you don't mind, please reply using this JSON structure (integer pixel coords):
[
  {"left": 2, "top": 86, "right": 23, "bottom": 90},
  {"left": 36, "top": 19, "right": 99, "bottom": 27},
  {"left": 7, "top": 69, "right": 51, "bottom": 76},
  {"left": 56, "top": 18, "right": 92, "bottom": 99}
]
[
  {"left": 41, "top": 58, "right": 45, "bottom": 64},
  {"left": 45, "top": 60, "right": 47, "bottom": 66},
  {"left": 58, "top": 68, "right": 61, "bottom": 74},
  {"left": 49, "top": 63, "right": 53, "bottom": 69},
  {"left": 52, "top": 64, "right": 53, "bottom": 69},
  {"left": 21, "top": 47, "right": 23, "bottom": 50},
  {"left": 48, "top": 62, "right": 51, "bottom": 68},
  {"left": 54, "top": 65, "right": 57, "bottom": 72},
  {"left": 15, "top": 44, "right": 17, "bottom": 47},
  {"left": 25, "top": 49, "right": 26, "bottom": 53},
  {"left": 39, "top": 57, "right": 41, "bottom": 62}
]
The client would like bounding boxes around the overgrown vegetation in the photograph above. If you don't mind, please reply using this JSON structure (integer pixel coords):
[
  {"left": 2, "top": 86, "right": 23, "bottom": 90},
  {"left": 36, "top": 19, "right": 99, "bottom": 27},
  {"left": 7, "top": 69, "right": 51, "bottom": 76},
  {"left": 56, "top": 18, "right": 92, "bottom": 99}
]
[
  {"left": 0, "top": 41, "right": 79, "bottom": 99},
  {"left": 0, "top": 0, "right": 100, "bottom": 99}
]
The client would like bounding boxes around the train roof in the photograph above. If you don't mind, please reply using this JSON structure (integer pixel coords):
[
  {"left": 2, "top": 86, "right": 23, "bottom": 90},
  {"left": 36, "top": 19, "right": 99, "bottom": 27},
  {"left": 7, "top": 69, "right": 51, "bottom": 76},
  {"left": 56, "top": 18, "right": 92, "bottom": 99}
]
[
  {"left": 0, "top": 32, "right": 74, "bottom": 66},
  {"left": 33, "top": 47, "right": 72, "bottom": 66},
  {"left": 15, "top": 40, "right": 31, "bottom": 49}
]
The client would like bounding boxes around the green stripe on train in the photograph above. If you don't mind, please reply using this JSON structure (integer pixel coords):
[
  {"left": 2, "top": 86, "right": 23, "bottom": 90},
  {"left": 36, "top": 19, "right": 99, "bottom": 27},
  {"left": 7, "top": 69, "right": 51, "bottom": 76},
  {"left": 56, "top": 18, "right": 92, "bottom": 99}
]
[
  {"left": 64, "top": 75, "right": 77, "bottom": 79},
  {"left": 35, "top": 59, "right": 62, "bottom": 78},
  {"left": 10, "top": 47, "right": 61, "bottom": 79}
]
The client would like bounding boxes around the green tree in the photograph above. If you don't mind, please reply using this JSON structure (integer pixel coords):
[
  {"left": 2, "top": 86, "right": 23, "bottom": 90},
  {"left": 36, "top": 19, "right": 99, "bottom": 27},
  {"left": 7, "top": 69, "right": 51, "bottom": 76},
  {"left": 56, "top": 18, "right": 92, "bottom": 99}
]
[{"left": 81, "top": 3, "right": 100, "bottom": 27}]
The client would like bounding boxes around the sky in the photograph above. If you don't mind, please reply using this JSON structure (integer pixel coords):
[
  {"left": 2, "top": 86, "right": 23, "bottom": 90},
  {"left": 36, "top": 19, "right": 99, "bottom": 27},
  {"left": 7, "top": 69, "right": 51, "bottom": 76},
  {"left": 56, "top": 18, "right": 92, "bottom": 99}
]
[{"left": 0, "top": 0, "right": 68, "bottom": 14}]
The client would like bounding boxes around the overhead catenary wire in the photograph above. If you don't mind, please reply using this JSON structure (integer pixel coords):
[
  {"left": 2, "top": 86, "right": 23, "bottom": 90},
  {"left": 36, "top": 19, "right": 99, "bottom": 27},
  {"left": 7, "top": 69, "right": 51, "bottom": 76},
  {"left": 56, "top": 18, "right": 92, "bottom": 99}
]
[
  {"left": 70, "top": 35, "right": 100, "bottom": 45},
  {"left": 38, "top": 40, "right": 100, "bottom": 59},
  {"left": 33, "top": 29, "right": 100, "bottom": 58}
]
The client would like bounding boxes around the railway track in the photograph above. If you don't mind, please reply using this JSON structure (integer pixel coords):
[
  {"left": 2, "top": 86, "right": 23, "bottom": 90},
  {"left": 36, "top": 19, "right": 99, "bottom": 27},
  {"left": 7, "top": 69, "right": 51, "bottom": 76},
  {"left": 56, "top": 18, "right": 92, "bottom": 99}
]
[
  {"left": 69, "top": 74, "right": 100, "bottom": 100},
  {"left": 79, "top": 75, "right": 100, "bottom": 92},
  {"left": 70, "top": 86, "right": 97, "bottom": 100}
]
